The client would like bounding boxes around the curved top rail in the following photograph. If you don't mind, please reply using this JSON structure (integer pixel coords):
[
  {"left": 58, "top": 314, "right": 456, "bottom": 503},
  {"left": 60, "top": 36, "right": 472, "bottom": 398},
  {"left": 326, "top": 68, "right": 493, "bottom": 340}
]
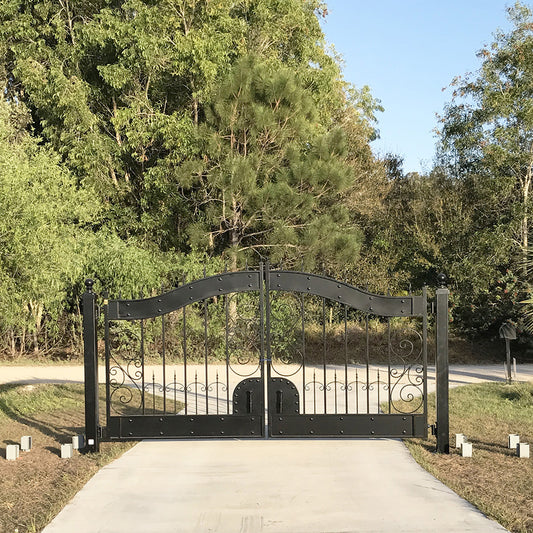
[
  {"left": 268, "top": 271, "right": 425, "bottom": 317},
  {"left": 107, "top": 271, "right": 260, "bottom": 320},
  {"left": 105, "top": 268, "right": 425, "bottom": 321}
]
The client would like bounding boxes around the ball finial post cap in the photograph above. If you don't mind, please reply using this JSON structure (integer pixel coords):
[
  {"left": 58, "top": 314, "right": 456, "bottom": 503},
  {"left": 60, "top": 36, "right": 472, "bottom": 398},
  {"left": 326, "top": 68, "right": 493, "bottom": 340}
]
[
  {"left": 85, "top": 279, "right": 95, "bottom": 292},
  {"left": 437, "top": 273, "right": 447, "bottom": 288}
]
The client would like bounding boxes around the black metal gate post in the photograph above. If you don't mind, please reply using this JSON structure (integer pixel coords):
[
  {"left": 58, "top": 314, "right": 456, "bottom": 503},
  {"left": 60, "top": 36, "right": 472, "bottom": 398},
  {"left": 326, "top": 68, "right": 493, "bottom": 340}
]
[
  {"left": 82, "top": 279, "right": 100, "bottom": 453},
  {"left": 435, "top": 274, "right": 449, "bottom": 454}
]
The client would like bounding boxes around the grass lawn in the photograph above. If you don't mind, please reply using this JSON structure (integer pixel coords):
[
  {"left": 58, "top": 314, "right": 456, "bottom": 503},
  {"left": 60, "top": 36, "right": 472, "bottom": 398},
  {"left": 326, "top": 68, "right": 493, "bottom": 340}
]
[
  {"left": 400, "top": 381, "right": 533, "bottom": 533},
  {"left": 0, "top": 383, "right": 137, "bottom": 533}
]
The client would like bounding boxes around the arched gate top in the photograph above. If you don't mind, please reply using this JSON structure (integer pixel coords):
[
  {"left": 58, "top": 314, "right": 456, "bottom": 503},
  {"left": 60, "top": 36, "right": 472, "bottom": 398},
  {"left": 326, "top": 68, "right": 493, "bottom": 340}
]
[
  {"left": 107, "top": 270, "right": 261, "bottom": 320},
  {"left": 268, "top": 270, "right": 424, "bottom": 317},
  {"left": 107, "top": 267, "right": 424, "bottom": 320}
]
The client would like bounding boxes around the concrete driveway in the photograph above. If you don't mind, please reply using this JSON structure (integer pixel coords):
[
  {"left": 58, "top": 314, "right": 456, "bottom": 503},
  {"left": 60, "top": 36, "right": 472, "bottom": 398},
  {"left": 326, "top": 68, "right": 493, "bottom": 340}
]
[
  {"left": 4, "top": 364, "right": 530, "bottom": 532},
  {"left": 40, "top": 438, "right": 507, "bottom": 533}
]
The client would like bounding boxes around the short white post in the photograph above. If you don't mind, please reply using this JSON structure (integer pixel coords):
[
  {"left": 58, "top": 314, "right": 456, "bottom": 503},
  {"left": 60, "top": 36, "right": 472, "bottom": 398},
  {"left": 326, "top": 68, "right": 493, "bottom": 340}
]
[
  {"left": 455, "top": 433, "right": 465, "bottom": 448},
  {"left": 508, "top": 434, "right": 520, "bottom": 449},
  {"left": 20, "top": 436, "right": 32, "bottom": 452},
  {"left": 461, "top": 442, "right": 472, "bottom": 457},
  {"left": 61, "top": 443, "right": 74, "bottom": 459},
  {"left": 72, "top": 435, "right": 85, "bottom": 450},
  {"left": 517, "top": 443, "right": 530, "bottom": 458},
  {"left": 6, "top": 444, "right": 20, "bottom": 461}
]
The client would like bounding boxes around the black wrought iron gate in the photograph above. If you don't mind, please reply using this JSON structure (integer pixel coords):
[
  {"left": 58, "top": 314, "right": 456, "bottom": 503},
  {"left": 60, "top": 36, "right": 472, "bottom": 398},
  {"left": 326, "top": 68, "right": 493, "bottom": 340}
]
[{"left": 83, "top": 264, "right": 450, "bottom": 452}]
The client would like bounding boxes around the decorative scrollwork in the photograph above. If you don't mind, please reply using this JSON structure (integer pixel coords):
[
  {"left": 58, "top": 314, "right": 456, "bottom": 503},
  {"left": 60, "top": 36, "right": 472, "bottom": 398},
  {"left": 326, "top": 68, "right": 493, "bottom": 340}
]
[
  {"left": 388, "top": 325, "right": 425, "bottom": 414},
  {"left": 226, "top": 292, "right": 262, "bottom": 377},
  {"left": 269, "top": 293, "right": 304, "bottom": 377}
]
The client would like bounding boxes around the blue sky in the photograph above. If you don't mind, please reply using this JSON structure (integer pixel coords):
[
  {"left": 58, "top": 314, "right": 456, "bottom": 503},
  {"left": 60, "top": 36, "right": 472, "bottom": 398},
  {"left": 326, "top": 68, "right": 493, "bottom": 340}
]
[{"left": 320, "top": 1, "right": 522, "bottom": 174}]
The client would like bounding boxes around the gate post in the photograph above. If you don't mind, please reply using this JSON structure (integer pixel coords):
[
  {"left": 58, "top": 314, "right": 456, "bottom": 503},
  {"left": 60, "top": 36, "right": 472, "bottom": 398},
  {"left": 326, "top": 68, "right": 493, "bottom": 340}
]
[
  {"left": 435, "top": 274, "right": 449, "bottom": 454},
  {"left": 82, "top": 279, "right": 100, "bottom": 453}
]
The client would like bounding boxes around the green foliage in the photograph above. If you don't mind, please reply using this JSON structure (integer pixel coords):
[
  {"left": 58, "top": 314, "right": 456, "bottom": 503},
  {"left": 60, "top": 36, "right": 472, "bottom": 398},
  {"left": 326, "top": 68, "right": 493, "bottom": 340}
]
[
  {"left": 433, "top": 2, "right": 533, "bottom": 335},
  {"left": 0, "top": 96, "right": 97, "bottom": 352},
  {"left": 187, "top": 54, "right": 364, "bottom": 269},
  {"left": 0, "top": 0, "right": 388, "bottom": 356}
]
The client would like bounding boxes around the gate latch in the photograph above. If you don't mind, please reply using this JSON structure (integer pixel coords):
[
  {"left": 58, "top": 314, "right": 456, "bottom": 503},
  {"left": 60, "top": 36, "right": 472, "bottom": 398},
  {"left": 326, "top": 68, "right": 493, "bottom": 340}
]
[{"left": 429, "top": 423, "right": 437, "bottom": 436}]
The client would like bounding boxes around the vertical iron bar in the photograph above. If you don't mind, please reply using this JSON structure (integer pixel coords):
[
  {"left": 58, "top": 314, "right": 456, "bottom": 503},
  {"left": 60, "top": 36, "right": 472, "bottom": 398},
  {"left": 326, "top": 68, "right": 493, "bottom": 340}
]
[
  {"left": 152, "top": 372, "right": 156, "bottom": 414},
  {"left": 313, "top": 370, "right": 316, "bottom": 415},
  {"left": 204, "top": 298, "right": 209, "bottom": 414},
  {"left": 162, "top": 314, "right": 166, "bottom": 414},
  {"left": 225, "top": 293, "right": 230, "bottom": 415},
  {"left": 377, "top": 368, "right": 380, "bottom": 414},
  {"left": 141, "top": 319, "right": 145, "bottom": 415},
  {"left": 194, "top": 371, "right": 198, "bottom": 414},
  {"left": 355, "top": 369, "right": 359, "bottom": 413},
  {"left": 366, "top": 314, "right": 370, "bottom": 414},
  {"left": 436, "top": 275, "right": 449, "bottom": 453},
  {"left": 344, "top": 303, "right": 348, "bottom": 415},
  {"left": 334, "top": 370, "right": 337, "bottom": 414},
  {"left": 216, "top": 371, "right": 220, "bottom": 415},
  {"left": 103, "top": 292, "right": 110, "bottom": 425},
  {"left": 301, "top": 293, "right": 306, "bottom": 415},
  {"left": 82, "top": 279, "right": 99, "bottom": 453},
  {"left": 183, "top": 304, "right": 188, "bottom": 415},
  {"left": 174, "top": 369, "right": 177, "bottom": 414},
  {"left": 422, "top": 286, "right": 428, "bottom": 427},
  {"left": 263, "top": 261, "right": 271, "bottom": 436},
  {"left": 387, "top": 318, "right": 391, "bottom": 414},
  {"left": 322, "top": 297, "right": 327, "bottom": 413}
]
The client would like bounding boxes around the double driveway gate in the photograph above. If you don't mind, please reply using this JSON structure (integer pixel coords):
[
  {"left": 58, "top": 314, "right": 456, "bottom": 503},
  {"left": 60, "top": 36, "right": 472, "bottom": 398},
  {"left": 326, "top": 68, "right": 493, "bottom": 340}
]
[{"left": 83, "top": 264, "right": 450, "bottom": 452}]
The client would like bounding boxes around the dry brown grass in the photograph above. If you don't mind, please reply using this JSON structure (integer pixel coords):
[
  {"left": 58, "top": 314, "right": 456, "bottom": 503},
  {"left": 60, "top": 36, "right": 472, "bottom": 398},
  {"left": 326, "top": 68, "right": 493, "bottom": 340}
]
[
  {"left": 401, "top": 382, "right": 533, "bottom": 533},
  {"left": 0, "top": 384, "right": 136, "bottom": 533}
]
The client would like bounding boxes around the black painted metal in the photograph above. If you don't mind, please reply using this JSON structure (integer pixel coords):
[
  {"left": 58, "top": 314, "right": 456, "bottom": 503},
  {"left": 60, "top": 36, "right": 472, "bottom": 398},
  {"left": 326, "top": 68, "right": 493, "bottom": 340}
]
[
  {"left": 83, "top": 262, "right": 438, "bottom": 442},
  {"left": 435, "top": 274, "right": 450, "bottom": 453},
  {"left": 108, "top": 414, "right": 263, "bottom": 439},
  {"left": 268, "top": 271, "right": 423, "bottom": 316},
  {"left": 268, "top": 377, "right": 300, "bottom": 416},
  {"left": 82, "top": 279, "right": 100, "bottom": 453},
  {"left": 233, "top": 378, "right": 264, "bottom": 416},
  {"left": 108, "top": 271, "right": 261, "bottom": 320},
  {"left": 270, "top": 413, "right": 427, "bottom": 438}
]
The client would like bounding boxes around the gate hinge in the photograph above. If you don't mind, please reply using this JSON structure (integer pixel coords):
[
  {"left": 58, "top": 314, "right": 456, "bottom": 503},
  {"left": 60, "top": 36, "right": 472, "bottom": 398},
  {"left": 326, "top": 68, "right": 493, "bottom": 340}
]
[
  {"left": 429, "top": 423, "right": 437, "bottom": 436},
  {"left": 97, "top": 426, "right": 107, "bottom": 439}
]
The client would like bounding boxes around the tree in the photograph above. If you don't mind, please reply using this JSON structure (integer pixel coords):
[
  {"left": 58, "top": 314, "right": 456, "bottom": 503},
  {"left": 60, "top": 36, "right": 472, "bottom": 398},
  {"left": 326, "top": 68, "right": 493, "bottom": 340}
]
[
  {"left": 0, "top": 96, "right": 98, "bottom": 354},
  {"left": 0, "top": 0, "right": 383, "bottom": 259},
  {"left": 438, "top": 2, "right": 533, "bottom": 266},
  {"left": 178, "top": 55, "right": 364, "bottom": 270}
]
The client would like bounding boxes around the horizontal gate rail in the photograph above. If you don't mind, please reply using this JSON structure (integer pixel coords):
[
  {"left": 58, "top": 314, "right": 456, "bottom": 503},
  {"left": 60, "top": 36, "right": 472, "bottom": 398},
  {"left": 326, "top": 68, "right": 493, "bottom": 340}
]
[
  {"left": 268, "top": 270, "right": 425, "bottom": 317},
  {"left": 107, "top": 271, "right": 261, "bottom": 320},
  {"left": 270, "top": 413, "right": 427, "bottom": 438},
  {"left": 107, "top": 414, "right": 263, "bottom": 439}
]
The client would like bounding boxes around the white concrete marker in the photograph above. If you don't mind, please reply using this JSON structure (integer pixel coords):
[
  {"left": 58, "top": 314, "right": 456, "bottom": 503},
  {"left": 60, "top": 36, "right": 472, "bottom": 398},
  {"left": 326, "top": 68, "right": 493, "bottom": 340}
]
[
  {"left": 517, "top": 443, "right": 530, "bottom": 458},
  {"left": 61, "top": 443, "right": 73, "bottom": 459},
  {"left": 508, "top": 434, "right": 520, "bottom": 449},
  {"left": 461, "top": 442, "right": 472, "bottom": 457},
  {"left": 72, "top": 435, "right": 84, "bottom": 450},
  {"left": 455, "top": 433, "right": 465, "bottom": 448},
  {"left": 6, "top": 444, "right": 20, "bottom": 461},
  {"left": 21, "top": 435, "right": 32, "bottom": 452}
]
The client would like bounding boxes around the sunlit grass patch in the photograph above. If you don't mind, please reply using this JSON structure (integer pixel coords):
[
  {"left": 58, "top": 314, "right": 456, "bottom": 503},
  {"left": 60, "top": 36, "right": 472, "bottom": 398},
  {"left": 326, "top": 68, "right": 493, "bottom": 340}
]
[{"left": 398, "top": 381, "right": 533, "bottom": 533}]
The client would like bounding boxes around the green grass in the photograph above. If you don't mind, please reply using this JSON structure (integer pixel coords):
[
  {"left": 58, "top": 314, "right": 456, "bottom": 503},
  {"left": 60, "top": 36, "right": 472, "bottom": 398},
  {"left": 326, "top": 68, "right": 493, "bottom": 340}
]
[{"left": 398, "top": 381, "right": 533, "bottom": 533}]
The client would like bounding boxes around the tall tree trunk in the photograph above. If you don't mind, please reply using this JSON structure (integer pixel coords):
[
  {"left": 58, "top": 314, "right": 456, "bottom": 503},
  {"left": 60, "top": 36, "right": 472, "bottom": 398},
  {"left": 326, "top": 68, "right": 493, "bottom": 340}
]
[{"left": 523, "top": 168, "right": 531, "bottom": 276}]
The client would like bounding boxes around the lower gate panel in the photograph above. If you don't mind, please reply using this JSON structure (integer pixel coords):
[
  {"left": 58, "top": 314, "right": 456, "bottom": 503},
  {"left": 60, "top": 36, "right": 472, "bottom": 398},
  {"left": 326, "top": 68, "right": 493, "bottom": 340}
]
[
  {"left": 269, "top": 414, "right": 426, "bottom": 438},
  {"left": 108, "top": 415, "right": 264, "bottom": 439}
]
